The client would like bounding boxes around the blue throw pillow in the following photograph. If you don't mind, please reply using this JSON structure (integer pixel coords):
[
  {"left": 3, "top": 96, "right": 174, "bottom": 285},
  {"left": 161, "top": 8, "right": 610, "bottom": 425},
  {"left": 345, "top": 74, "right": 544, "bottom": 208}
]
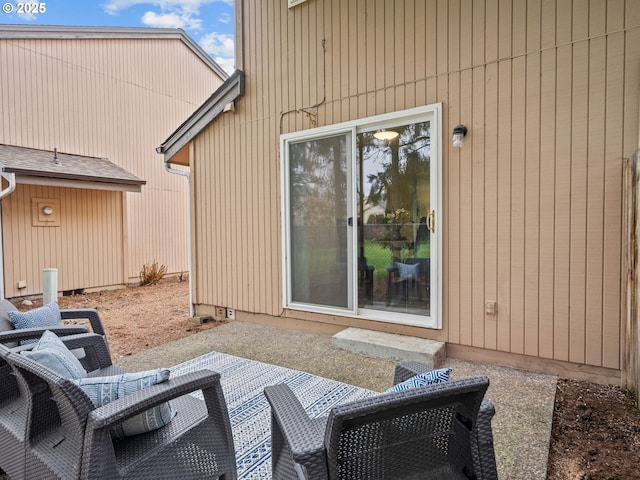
[
  {"left": 73, "top": 369, "right": 176, "bottom": 439},
  {"left": 8, "top": 302, "right": 63, "bottom": 345},
  {"left": 21, "top": 330, "right": 87, "bottom": 379},
  {"left": 395, "top": 262, "right": 420, "bottom": 281},
  {"left": 385, "top": 367, "right": 452, "bottom": 393}
]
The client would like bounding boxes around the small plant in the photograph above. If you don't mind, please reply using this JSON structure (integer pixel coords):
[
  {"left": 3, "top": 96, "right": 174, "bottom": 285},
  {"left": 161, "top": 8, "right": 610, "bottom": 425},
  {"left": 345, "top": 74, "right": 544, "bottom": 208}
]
[
  {"left": 139, "top": 260, "right": 167, "bottom": 286},
  {"left": 626, "top": 387, "right": 637, "bottom": 407}
]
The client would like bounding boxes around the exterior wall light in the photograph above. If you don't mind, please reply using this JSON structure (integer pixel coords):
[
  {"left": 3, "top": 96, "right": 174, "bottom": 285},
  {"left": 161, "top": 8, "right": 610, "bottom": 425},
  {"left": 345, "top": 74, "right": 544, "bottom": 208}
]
[
  {"left": 42, "top": 206, "right": 54, "bottom": 215},
  {"left": 452, "top": 125, "right": 467, "bottom": 148}
]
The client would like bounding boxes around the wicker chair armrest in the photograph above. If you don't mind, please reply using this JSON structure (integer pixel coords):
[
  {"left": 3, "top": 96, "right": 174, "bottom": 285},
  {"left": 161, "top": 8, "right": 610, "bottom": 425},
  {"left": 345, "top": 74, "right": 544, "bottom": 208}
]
[
  {"left": 86, "top": 370, "right": 221, "bottom": 430},
  {"left": 82, "top": 370, "right": 233, "bottom": 480},
  {"left": 11, "top": 332, "right": 113, "bottom": 371},
  {"left": 0, "top": 325, "right": 89, "bottom": 344},
  {"left": 264, "top": 384, "right": 328, "bottom": 478},
  {"left": 60, "top": 308, "right": 106, "bottom": 336},
  {"left": 475, "top": 399, "right": 498, "bottom": 480},
  {"left": 61, "top": 333, "right": 113, "bottom": 370}
]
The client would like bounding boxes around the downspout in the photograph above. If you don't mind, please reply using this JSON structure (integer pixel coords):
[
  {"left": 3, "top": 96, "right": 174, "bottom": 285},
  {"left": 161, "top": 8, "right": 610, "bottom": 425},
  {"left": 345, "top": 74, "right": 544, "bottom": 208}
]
[
  {"left": 164, "top": 162, "right": 195, "bottom": 317},
  {"left": 0, "top": 171, "right": 16, "bottom": 299}
]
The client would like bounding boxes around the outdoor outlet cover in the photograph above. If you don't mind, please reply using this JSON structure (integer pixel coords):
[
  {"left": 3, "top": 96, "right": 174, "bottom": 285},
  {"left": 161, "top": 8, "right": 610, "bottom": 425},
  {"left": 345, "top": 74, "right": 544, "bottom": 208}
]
[
  {"left": 485, "top": 301, "right": 496, "bottom": 315},
  {"left": 227, "top": 308, "right": 235, "bottom": 320}
]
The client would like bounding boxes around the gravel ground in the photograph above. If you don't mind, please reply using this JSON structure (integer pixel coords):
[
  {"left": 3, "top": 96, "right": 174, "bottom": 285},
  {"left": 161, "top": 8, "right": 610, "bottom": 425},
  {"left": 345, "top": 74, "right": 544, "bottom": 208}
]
[{"left": 118, "top": 320, "right": 556, "bottom": 480}]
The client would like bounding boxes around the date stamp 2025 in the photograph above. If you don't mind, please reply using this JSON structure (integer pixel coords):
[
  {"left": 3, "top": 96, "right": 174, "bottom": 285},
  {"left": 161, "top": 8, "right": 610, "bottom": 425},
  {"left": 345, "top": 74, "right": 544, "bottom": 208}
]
[{"left": 2, "top": 2, "right": 47, "bottom": 14}]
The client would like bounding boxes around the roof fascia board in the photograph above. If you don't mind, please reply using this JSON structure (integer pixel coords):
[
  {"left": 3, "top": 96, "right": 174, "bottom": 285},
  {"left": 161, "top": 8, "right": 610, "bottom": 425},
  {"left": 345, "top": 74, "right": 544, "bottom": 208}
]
[
  {"left": 4, "top": 167, "right": 145, "bottom": 186},
  {"left": 158, "top": 70, "right": 245, "bottom": 163},
  {"left": 15, "top": 175, "right": 142, "bottom": 193},
  {"left": 0, "top": 25, "right": 228, "bottom": 79}
]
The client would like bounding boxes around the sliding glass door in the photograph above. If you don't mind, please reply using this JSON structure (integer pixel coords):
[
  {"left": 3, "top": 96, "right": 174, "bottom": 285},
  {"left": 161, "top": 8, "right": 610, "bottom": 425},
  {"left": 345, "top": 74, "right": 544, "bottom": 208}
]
[
  {"left": 287, "top": 133, "right": 352, "bottom": 310},
  {"left": 282, "top": 105, "right": 441, "bottom": 328},
  {"left": 356, "top": 121, "right": 432, "bottom": 317}
]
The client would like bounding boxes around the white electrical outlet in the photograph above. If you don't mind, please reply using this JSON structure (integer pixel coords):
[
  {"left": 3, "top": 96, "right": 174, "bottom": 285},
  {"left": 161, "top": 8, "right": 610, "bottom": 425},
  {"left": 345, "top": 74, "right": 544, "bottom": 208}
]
[{"left": 226, "top": 308, "right": 235, "bottom": 320}]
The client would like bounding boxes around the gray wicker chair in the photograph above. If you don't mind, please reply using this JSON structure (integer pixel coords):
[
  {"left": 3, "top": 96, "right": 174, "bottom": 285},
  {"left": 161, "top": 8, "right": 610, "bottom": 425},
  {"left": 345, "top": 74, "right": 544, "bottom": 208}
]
[
  {"left": 0, "top": 333, "right": 237, "bottom": 480},
  {"left": 0, "top": 298, "right": 107, "bottom": 348},
  {"left": 0, "top": 330, "right": 115, "bottom": 479},
  {"left": 0, "top": 339, "right": 25, "bottom": 477},
  {"left": 264, "top": 363, "right": 497, "bottom": 480}
]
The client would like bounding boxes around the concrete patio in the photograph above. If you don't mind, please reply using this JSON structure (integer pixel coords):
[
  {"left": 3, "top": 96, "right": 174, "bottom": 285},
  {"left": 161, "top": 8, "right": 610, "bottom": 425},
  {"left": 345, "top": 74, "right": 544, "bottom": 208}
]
[{"left": 117, "top": 320, "right": 557, "bottom": 480}]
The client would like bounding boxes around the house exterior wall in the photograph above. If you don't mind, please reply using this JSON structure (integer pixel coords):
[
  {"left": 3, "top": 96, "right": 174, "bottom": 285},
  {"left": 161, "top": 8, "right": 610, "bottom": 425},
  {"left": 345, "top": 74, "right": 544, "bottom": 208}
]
[
  {"left": 2, "top": 184, "right": 124, "bottom": 294},
  {"left": 189, "top": 0, "right": 640, "bottom": 381},
  {"left": 0, "top": 31, "right": 225, "bottom": 296}
]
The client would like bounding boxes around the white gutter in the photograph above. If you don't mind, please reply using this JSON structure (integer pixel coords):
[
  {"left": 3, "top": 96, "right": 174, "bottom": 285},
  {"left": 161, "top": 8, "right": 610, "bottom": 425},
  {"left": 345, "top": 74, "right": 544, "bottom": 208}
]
[
  {"left": 158, "top": 71, "right": 244, "bottom": 320},
  {"left": 0, "top": 171, "right": 16, "bottom": 299},
  {"left": 164, "top": 162, "right": 195, "bottom": 317}
]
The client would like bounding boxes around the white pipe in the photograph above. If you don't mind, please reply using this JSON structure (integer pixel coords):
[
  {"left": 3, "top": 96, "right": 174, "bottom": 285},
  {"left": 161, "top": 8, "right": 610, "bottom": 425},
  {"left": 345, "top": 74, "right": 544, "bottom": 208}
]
[
  {"left": 0, "top": 172, "right": 16, "bottom": 299},
  {"left": 164, "top": 162, "right": 195, "bottom": 317},
  {"left": 42, "top": 268, "right": 58, "bottom": 304}
]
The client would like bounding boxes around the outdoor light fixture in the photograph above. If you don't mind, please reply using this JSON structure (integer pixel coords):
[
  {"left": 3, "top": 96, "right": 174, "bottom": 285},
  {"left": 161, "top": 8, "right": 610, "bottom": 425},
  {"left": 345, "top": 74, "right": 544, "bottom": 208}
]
[
  {"left": 452, "top": 125, "right": 467, "bottom": 148},
  {"left": 374, "top": 130, "right": 400, "bottom": 142},
  {"left": 42, "top": 206, "right": 54, "bottom": 215}
]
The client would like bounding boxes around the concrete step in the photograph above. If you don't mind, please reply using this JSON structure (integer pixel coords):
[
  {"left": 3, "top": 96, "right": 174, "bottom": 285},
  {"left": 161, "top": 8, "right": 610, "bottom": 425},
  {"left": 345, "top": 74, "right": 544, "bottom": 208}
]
[{"left": 332, "top": 327, "right": 446, "bottom": 369}]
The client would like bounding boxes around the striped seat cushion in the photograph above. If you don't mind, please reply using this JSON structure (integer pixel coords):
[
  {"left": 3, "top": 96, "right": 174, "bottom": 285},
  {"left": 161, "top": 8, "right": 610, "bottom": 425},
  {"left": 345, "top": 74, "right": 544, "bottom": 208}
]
[{"left": 385, "top": 367, "right": 452, "bottom": 392}]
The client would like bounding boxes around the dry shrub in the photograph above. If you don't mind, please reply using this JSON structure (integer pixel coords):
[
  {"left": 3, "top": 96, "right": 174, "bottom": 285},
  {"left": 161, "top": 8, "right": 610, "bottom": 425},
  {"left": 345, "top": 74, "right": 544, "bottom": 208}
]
[{"left": 139, "top": 260, "right": 167, "bottom": 286}]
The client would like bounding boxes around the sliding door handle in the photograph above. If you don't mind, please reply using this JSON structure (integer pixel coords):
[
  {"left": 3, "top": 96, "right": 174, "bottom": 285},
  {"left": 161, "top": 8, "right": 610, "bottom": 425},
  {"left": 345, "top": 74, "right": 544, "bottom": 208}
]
[{"left": 427, "top": 210, "right": 436, "bottom": 234}]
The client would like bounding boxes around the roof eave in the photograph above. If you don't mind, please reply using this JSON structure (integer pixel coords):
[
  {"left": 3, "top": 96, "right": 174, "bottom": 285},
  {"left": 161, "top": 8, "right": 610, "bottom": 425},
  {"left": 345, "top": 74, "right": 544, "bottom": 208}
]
[
  {"left": 0, "top": 24, "right": 228, "bottom": 80},
  {"left": 157, "top": 70, "right": 245, "bottom": 164},
  {"left": 14, "top": 174, "right": 144, "bottom": 193},
  {"left": 5, "top": 167, "right": 145, "bottom": 185}
]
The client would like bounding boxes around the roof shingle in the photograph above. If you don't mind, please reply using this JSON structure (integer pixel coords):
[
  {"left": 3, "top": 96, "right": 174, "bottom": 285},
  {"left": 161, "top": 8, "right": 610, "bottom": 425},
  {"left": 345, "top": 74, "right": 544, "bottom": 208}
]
[{"left": 0, "top": 144, "right": 145, "bottom": 186}]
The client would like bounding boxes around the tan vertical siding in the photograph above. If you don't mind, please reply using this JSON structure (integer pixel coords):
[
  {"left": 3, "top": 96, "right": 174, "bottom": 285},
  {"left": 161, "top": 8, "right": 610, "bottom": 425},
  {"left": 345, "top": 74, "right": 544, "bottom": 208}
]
[
  {"left": 189, "top": 0, "right": 640, "bottom": 372},
  {"left": 484, "top": 62, "right": 499, "bottom": 352},
  {"left": 0, "top": 33, "right": 223, "bottom": 295},
  {"left": 3, "top": 185, "right": 123, "bottom": 296}
]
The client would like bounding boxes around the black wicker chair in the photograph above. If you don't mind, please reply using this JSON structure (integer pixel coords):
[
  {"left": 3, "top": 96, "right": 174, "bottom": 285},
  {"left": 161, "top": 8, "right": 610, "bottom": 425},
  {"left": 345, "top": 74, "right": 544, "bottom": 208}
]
[
  {"left": 264, "top": 362, "right": 497, "bottom": 480},
  {"left": 0, "top": 333, "right": 237, "bottom": 480}
]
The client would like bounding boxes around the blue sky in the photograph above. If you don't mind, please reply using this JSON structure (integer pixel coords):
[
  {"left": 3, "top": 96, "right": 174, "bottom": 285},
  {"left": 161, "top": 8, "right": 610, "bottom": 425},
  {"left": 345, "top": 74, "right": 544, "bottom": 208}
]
[{"left": 0, "top": 0, "right": 235, "bottom": 73}]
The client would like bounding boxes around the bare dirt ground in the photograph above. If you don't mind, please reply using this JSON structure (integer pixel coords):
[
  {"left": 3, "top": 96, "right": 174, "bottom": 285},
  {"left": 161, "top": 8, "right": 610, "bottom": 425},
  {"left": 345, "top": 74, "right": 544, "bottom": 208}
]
[
  {"left": 16, "top": 279, "right": 640, "bottom": 479},
  {"left": 17, "top": 278, "right": 223, "bottom": 360}
]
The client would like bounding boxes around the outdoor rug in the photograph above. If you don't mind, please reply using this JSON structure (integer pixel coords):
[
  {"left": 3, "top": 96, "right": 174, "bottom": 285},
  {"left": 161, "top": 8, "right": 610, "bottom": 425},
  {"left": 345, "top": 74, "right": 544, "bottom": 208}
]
[{"left": 170, "top": 351, "right": 377, "bottom": 479}]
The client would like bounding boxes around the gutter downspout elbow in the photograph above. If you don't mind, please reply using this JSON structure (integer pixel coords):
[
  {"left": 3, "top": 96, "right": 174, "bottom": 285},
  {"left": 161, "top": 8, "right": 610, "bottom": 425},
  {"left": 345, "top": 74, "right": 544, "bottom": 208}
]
[
  {"left": 0, "top": 171, "right": 16, "bottom": 200},
  {"left": 0, "top": 171, "right": 16, "bottom": 299},
  {"left": 164, "top": 161, "right": 195, "bottom": 317}
]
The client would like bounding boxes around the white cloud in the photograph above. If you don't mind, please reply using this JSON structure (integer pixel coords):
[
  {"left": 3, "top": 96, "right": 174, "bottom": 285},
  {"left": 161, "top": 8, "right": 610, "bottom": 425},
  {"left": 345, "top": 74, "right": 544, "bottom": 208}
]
[
  {"left": 141, "top": 10, "right": 202, "bottom": 29},
  {"left": 200, "top": 32, "right": 234, "bottom": 58},
  {"left": 101, "top": 0, "right": 235, "bottom": 73},
  {"left": 201, "top": 33, "right": 234, "bottom": 74},
  {"left": 214, "top": 56, "right": 235, "bottom": 75},
  {"left": 103, "top": 0, "right": 231, "bottom": 16},
  {"left": 217, "top": 12, "right": 231, "bottom": 24}
]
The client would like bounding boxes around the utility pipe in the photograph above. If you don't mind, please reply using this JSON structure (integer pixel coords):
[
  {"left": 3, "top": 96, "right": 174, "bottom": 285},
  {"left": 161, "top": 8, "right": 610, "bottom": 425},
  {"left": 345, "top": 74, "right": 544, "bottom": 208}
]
[
  {"left": 42, "top": 268, "right": 58, "bottom": 304},
  {"left": 0, "top": 171, "right": 16, "bottom": 299},
  {"left": 164, "top": 161, "right": 195, "bottom": 317}
]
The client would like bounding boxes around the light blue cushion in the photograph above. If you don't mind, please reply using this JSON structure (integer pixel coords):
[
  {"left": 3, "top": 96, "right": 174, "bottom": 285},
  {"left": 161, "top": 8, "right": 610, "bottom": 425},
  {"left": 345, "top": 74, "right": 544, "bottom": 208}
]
[
  {"left": 395, "top": 262, "right": 420, "bottom": 281},
  {"left": 8, "top": 302, "right": 62, "bottom": 345},
  {"left": 21, "top": 330, "right": 87, "bottom": 379},
  {"left": 385, "top": 368, "right": 452, "bottom": 393},
  {"left": 73, "top": 369, "right": 176, "bottom": 439}
]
